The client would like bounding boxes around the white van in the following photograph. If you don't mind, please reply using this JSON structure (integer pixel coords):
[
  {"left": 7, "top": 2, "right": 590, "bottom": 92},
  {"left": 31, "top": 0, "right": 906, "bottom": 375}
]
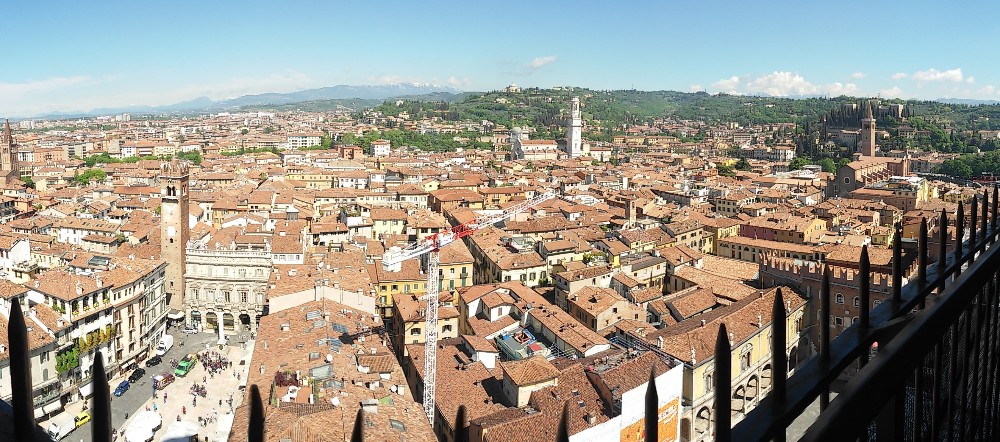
[
  {"left": 156, "top": 334, "right": 174, "bottom": 356},
  {"left": 46, "top": 412, "right": 76, "bottom": 440}
]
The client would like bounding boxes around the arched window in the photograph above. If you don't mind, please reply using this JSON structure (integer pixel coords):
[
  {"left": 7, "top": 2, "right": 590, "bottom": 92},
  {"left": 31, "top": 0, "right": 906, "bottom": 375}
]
[
  {"left": 705, "top": 371, "right": 714, "bottom": 392},
  {"left": 853, "top": 297, "right": 861, "bottom": 307},
  {"left": 835, "top": 293, "right": 844, "bottom": 304}
]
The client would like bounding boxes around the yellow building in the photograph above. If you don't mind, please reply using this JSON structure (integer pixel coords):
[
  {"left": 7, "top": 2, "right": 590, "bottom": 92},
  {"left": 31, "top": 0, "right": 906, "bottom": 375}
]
[
  {"left": 368, "top": 259, "right": 427, "bottom": 319},
  {"left": 389, "top": 292, "right": 460, "bottom": 357},
  {"left": 434, "top": 241, "right": 474, "bottom": 304}
]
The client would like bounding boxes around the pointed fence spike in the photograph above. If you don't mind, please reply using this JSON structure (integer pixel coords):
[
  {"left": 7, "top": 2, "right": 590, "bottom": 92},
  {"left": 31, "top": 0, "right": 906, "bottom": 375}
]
[
  {"left": 937, "top": 209, "right": 948, "bottom": 280},
  {"left": 970, "top": 196, "right": 978, "bottom": 259},
  {"left": 892, "top": 223, "right": 902, "bottom": 302},
  {"left": 955, "top": 201, "right": 964, "bottom": 272},
  {"left": 993, "top": 186, "right": 998, "bottom": 230},
  {"left": 351, "top": 408, "right": 365, "bottom": 442},
  {"left": 714, "top": 323, "right": 732, "bottom": 442},
  {"left": 645, "top": 363, "right": 659, "bottom": 442},
  {"left": 557, "top": 400, "right": 571, "bottom": 442},
  {"left": 772, "top": 288, "right": 788, "bottom": 404},
  {"left": 860, "top": 245, "right": 871, "bottom": 330},
  {"left": 248, "top": 385, "right": 266, "bottom": 442},
  {"left": 9, "top": 301, "right": 34, "bottom": 442},
  {"left": 455, "top": 405, "right": 469, "bottom": 442},
  {"left": 918, "top": 217, "right": 928, "bottom": 310},
  {"left": 91, "top": 351, "right": 112, "bottom": 442},
  {"left": 982, "top": 189, "right": 989, "bottom": 242}
]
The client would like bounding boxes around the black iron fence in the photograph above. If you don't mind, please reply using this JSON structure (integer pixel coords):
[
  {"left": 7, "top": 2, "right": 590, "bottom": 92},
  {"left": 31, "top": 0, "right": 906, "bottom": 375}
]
[
  {"left": 725, "top": 187, "right": 1000, "bottom": 441},
  {"left": 9, "top": 190, "right": 1000, "bottom": 441}
]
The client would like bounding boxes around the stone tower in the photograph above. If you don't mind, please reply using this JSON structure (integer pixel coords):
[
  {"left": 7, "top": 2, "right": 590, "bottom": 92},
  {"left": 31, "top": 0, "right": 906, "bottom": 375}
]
[
  {"left": 860, "top": 100, "right": 876, "bottom": 157},
  {"left": 0, "top": 119, "right": 18, "bottom": 184},
  {"left": 160, "top": 160, "right": 190, "bottom": 312},
  {"left": 566, "top": 97, "right": 583, "bottom": 158}
]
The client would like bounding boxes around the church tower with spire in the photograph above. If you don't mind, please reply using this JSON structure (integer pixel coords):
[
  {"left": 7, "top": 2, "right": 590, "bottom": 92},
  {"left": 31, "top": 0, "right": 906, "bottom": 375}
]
[
  {"left": 860, "top": 100, "right": 876, "bottom": 157},
  {"left": 566, "top": 97, "right": 583, "bottom": 158},
  {"left": 0, "top": 119, "right": 19, "bottom": 184}
]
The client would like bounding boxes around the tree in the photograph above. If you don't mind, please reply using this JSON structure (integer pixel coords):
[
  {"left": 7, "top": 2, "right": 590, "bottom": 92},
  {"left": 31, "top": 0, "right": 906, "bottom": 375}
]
[
  {"left": 937, "top": 159, "right": 973, "bottom": 179},
  {"left": 74, "top": 168, "right": 107, "bottom": 185},
  {"left": 788, "top": 157, "right": 810, "bottom": 170},
  {"left": 717, "top": 164, "right": 736, "bottom": 177},
  {"left": 837, "top": 158, "right": 852, "bottom": 169},
  {"left": 818, "top": 158, "right": 837, "bottom": 173},
  {"left": 735, "top": 158, "right": 751, "bottom": 171},
  {"left": 19, "top": 176, "right": 34, "bottom": 189}
]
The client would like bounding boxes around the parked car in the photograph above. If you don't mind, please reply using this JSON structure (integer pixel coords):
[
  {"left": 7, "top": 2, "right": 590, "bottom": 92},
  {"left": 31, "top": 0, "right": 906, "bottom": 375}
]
[
  {"left": 128, "top": 368, "right": 146, "bottom": 383},
  {"left": 113, "top": 380, "right": 130, "bottom": 397},
  {"left": 74, "top": 412, "right": 91, "bottom": 428},
  {"left": 145, "top": 355, "right": 162, "bottom": 367},
  {"left": 182, "top": 325, "right": 198, "bottom": 334}
]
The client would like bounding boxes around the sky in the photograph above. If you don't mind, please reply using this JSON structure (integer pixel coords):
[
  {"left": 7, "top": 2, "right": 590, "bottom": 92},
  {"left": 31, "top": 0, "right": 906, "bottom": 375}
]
[{"left": 4, "top": 1, "right": 1000, "bottom": 117}]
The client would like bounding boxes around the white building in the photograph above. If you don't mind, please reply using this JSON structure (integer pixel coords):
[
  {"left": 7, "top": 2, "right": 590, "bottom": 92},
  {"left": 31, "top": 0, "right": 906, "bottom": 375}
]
[
  {"left": 287, "top": 133, "right": 322, "bottom": 150},
  {"left": 371, "top": 139, "right": 391, "bottom": 157}
]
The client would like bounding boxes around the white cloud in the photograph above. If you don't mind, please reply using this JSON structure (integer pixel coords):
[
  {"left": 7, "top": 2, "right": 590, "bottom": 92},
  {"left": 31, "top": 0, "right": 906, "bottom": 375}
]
[
  {"left": 710, "top": 71, "right": 862, "bottom": 97},
  {"left": 825, "top": 82, "right": 859, "bottom": 96},
  {"left": 528, "top": 55, "right": 558, "bottom": 70},
  {"left": 977, "top": 85, "right": 998, "bottom": 97},
  {"left": 912, "top": 68, "right": 964, "bottom": 82},
  {"left": 743, "top": 71, "right": 817, "bottom": 96},
  {"left": 850, "top": 72, "right": 867, "bottom": 79},
  {"left": 711, "top": 76, "right": 742, "bottom": 94},
  {"left": 891, "top": 72, "right": 909, "bottom": 80},
  {"left": 967, "top": 76, "right": 976, "bottom": 84},
  {"left": 689, "top": 84, "right": 703, "bottom": 93},
  {"left": 880, "top": 86, "right": 906, "bottom": 98},
  {"left": 447, "top": 76, "right": 472, "bottom": 88},
  {"left": 0, "top": 76, "right": 90, "bottom": 98}
]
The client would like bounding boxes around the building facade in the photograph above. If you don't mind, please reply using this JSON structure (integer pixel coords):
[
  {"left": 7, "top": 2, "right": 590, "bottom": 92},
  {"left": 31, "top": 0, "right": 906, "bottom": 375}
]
[{"left": 183, "top": 241, "right": 271, "bottom": 334}]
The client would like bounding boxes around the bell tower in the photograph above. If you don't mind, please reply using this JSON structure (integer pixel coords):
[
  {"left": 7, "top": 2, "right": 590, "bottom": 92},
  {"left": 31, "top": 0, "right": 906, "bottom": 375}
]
[
  {"left": 160, "top": 160, "right": 190, "bottom": 312},
  {"left": 566, "top": 97, "right": 583, "bottom": 158},
  {"left": 860, "top": 100, "right": 876, "bottom": 157},
  {"left": 1, "top": 119, "right": 18, "bottom": 184}
]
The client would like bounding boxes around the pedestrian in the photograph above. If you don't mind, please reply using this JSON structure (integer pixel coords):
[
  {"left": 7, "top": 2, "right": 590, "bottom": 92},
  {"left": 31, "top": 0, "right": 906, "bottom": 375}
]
[
  {"left": 183, "top": 406, "right": 186, "bottom": 415},
  {"left": 219, "top": 399, "right": 222, "bottom": 407},
  {"left": 153, "top": 403, "right": 157, "bottom": 412}
]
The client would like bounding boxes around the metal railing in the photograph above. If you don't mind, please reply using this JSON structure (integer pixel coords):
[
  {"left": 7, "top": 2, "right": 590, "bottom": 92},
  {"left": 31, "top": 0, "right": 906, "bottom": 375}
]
[{"left": 722, "top": 187, "right": 1000, "bottom": 441}]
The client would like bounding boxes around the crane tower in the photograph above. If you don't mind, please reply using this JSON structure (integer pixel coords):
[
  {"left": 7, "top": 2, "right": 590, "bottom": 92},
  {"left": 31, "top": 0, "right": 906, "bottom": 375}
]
[{"left": 382, "top": 191, "right": 557, "bottom": 424}]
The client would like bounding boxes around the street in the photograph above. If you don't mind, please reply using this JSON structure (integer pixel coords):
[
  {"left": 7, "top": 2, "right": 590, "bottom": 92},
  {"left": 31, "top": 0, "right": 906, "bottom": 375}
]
[{"left": 72, "top": 330, "right": 224, "bottom": 442}]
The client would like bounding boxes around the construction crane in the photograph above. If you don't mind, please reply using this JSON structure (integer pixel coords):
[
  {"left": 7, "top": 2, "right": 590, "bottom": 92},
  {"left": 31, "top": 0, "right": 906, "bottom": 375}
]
[{"left": 382, "top": 190, "right": 557, "bottom": 424}]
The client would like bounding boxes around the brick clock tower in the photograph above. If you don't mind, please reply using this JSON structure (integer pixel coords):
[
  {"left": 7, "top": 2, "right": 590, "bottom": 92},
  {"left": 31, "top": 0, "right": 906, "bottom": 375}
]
[
  {"left": 860, "top": 100, "right": 876, "bottom": 157},
  {"left": 1, "top": 119, "right": 19, "bottom": 184},
  {"left": 160, "top": 160, "right": 190, "bottom": 312}
]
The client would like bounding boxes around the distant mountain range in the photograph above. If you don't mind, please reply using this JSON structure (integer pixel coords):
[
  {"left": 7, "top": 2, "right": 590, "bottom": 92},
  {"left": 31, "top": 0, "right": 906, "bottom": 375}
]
[{"left": 35, "top": 83, "right": 464, "bottom": 119}]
